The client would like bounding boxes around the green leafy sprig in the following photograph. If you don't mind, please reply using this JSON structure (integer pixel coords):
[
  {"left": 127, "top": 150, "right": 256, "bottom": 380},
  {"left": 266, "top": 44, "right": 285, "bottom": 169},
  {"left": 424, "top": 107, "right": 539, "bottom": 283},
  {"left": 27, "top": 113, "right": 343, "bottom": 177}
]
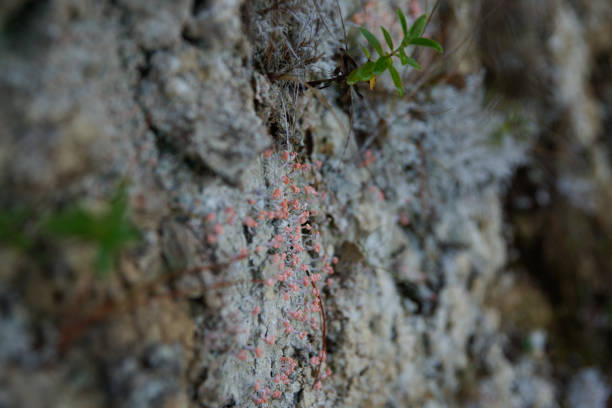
[
  {"left": 347, "top": 10, "right": 443, "bottom": 96},
  {"left": 1, "top": 184, "right": 140, "bottom": 276},
  {"left": 44, "top": 184, "right": 140, "bottom": 275}
]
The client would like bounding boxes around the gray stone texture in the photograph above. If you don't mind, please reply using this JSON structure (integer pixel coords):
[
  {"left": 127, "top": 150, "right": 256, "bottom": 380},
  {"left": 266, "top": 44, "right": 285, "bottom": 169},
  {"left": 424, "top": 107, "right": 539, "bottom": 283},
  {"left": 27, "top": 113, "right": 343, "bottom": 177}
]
[{"left": 1, "top": 0, "right": 611, "bottom": 407}]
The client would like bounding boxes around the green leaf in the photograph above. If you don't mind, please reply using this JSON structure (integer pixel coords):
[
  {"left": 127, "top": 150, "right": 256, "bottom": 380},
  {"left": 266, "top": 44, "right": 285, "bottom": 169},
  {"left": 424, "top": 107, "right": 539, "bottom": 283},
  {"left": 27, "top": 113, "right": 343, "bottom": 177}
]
[
  {"left": 373, "top": 56, "right": 390, "bottom": 75},
  {"left": 346, "top": 61, "right": 376, "bottom": 85},
  {"left": 95, "top": 245, "right": 114, "bottom": 275},
  {"left": 360, "top": 60, "right": 376, "bottom": 78},
  {"left": 44, "top": 184, "right": 139, "bottom": 276},
  {"left": 45, "top": 207, "right": 98, "bottom": 239},
  {"left": 399, "top": 48, "right": 422, "bottom": 69},
  {"left": 397, "top": 9, "right": 408, "bottom": 39},
  {"left": 381, "top": 26, "right": 393, "bottom": 50},
  {"left": 360, "top": 44, "right": 371, "bottom": 60},
  {"left": 350, "top": 62, "right": 373, "bottom": 83},
  {"left": 359, "top": 27, "right": 384, "bottom": 56},
  {"left": 388, "top": 64, "right": 403, "bottom": 96},
  {"left": 405, "top": 57, "right": 422, "bottom": 70},
  {"left": 409, "top": 14, "right": 427, "bottom": 38},
  {"left": 0, "top": 206, "right": 34, "bottom": 250},
  {"left": 346, "top": 69, "right": 360, "bottom": 85},
  {"left": 398, "top": 48, "right": 408, "bottom": 64},
  {"left": 407, "top": 37, "right": 443, "bottom": 53}
]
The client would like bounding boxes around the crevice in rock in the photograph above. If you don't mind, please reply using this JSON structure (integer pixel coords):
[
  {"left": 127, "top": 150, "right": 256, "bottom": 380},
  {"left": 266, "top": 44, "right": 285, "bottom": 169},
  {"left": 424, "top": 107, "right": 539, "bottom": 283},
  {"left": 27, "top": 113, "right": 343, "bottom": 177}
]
[
  {"left": 1, "top": 0, "right": 50, "bottom": 54},
  {"left": 191, "top": 0, "right": 211, "bottom": 16},
  {"left": 180, "top": 26, "right": 203, "bottom": 48}
]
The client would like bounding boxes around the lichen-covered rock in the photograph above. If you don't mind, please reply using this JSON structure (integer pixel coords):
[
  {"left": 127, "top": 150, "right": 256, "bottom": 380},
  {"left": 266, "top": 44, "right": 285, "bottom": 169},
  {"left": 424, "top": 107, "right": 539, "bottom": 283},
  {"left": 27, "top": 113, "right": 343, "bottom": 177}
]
[
  {"left": 2, "top": 0, "right": 611, "bottom": 407},
  {"left": 138, "top": 43, "right": 271, "bottom": 184}
]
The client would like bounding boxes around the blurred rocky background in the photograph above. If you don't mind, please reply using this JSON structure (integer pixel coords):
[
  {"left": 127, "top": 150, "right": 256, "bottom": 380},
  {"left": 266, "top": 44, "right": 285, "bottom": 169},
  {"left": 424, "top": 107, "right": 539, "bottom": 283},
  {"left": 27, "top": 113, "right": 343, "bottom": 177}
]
[{"left": 1, "top": 0, "right": 611, "bottom": 407}]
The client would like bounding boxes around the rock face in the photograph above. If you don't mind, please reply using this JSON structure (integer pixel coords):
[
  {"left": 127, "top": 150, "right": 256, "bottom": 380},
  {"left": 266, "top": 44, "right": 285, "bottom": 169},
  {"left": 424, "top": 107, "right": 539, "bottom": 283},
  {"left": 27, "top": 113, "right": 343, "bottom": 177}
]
[{"left": 1, "top": 1, "right": 610, "bottom": 407}]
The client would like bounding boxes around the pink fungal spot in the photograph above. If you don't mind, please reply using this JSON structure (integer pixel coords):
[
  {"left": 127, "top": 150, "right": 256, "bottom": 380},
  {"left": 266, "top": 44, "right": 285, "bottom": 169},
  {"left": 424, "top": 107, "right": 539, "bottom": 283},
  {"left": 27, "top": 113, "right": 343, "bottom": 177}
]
[
  {"left": 360, "top": 149, "right": 376, "bottom": 167},
  {"left": 289, "top": 310, "right": 303, "bottom": 320},
  {"left": 252, "top": 305, "right": 261, "bottom": 315},
  {"left": 303, "top": 185, "right": 317, "bottom": 195},
  {"left": 270, "top": 234, "right": 283, "bottom": 248},
  {"left": 264, "top": 335, "right": 275, "bottom": 345},
  {"left": 323, "top": 264, "right": 334, "bottom": 275},
  {"left": 244, "top": 216, "right": 258, "bottom": 228},
  {"left": 300, "top": 210, "right": 309, "bottom": 219},
  {"left": 236, "top": 248, "right": 248, "bottom": 259},
  {"left": 272, "top": 188, "right": 282, "bottom": 200},
  {"left": 237, "top": 350, "right": 247, "bottom": 361},
  {"left": 225, "top": 207, "right": 237, "bottom": 224}
]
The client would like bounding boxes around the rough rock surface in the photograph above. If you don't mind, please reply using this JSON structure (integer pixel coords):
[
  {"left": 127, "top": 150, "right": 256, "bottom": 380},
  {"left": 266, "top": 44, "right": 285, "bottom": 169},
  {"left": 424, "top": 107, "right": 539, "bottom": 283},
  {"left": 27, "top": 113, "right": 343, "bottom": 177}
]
[{"left": 1, "top": 0, "right": 611, "bottom": 407}]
